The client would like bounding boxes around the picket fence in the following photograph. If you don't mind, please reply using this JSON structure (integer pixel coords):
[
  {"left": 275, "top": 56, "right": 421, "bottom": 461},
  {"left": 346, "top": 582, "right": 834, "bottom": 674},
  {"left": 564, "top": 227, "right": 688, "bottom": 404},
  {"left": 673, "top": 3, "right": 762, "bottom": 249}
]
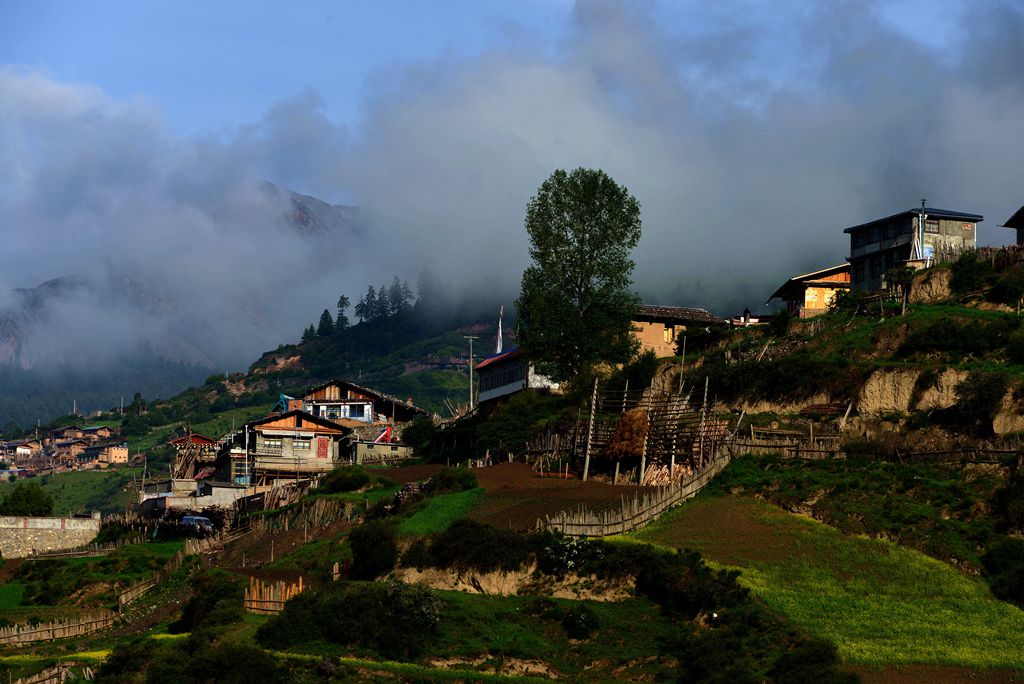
[
  {"left": 539, "top": 451, "right": 731, "bottom": 537},
  {"left": 0, "top": 611, "right": 116, "bottom": 647},
  {"left": 243, "top": 577, "right": 305, "bottom": 615}
]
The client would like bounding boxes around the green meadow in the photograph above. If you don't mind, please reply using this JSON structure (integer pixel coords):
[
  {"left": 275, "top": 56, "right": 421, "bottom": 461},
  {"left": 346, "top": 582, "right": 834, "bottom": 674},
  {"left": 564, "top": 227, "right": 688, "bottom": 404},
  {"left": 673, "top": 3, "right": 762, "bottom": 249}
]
[{"left": 632, "top": 496, "right": 1024, "bottom": 668}]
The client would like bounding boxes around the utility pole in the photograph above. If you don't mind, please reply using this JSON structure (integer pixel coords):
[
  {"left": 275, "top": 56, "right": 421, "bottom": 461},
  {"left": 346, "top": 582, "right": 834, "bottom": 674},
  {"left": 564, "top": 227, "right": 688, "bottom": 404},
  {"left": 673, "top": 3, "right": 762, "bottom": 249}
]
[{"left": 463, "top": 335, "right": 479, "bottom": 409}]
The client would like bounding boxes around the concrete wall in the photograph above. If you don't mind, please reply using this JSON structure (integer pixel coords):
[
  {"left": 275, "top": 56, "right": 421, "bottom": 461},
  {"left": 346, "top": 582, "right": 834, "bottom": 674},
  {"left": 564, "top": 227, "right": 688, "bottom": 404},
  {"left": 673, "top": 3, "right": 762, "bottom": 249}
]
[{"left": 0, "top": 516, "right": 101, "bottom": 558}]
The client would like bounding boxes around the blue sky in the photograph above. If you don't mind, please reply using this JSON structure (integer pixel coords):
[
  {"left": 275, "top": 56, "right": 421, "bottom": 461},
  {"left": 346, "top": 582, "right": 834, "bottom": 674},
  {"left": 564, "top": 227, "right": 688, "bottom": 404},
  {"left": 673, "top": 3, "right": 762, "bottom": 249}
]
[
  {"left": 1, "top": 0, "right": 971, "bottom": 135},
  {"left": 1, "top": 1, "right": 571, "bottom": 134}
]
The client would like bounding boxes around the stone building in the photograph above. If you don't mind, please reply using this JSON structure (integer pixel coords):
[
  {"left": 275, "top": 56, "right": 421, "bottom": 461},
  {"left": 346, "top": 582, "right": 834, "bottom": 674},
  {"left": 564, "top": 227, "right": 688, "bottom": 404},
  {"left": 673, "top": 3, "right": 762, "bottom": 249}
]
[{"left": 631, "top": 305, "right": 723, "bottom": 358}]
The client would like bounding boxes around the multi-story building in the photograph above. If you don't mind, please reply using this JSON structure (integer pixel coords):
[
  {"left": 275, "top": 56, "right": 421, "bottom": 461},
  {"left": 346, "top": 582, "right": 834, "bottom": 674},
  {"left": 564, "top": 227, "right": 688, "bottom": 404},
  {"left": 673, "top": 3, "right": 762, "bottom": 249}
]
[{"left": 845, "top": 206, "right": 983, "bottom": 291}]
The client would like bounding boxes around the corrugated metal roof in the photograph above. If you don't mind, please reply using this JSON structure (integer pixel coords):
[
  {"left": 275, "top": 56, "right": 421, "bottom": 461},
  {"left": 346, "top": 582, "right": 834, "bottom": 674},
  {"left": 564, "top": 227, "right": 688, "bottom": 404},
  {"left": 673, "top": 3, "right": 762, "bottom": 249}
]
[
  {"left": 843, "top": 207, "right": 983, "bottom": 234},
  {"left": 474, "top": 347, "right": 521, "bottom": 371}
]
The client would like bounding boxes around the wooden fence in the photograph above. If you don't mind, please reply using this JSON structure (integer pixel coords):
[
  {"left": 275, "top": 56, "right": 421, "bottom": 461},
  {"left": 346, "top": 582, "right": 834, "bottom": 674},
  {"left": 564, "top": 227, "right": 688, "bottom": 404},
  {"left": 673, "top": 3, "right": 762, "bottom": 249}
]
[
  {"left": 116, "top": 548, "right": 188, "bottom": 612},
  {"left": 0, "top": 611, "right": 116, "bottom": 647},
  {"left": 14, "top": 663, "right": 95, "bottom": 684},
  {"left": 539, "top": 451, "right": 731, "bottom": 537},
  {"left": 729, "top": 437, "right": 1021, "bottom": 464},
  {"left": 243, "top": 577, "right": 305, "bottom": 615},
  {"left": 25, "top": 537, "right": 142, "bottom": 561}
]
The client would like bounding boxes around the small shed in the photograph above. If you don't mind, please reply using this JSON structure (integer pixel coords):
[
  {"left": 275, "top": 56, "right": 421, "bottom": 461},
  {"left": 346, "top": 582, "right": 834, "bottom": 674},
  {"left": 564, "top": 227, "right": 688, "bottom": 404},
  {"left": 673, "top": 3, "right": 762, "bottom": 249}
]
[{"left": 767, "top": 264, "right": 851, "bottom": 317}]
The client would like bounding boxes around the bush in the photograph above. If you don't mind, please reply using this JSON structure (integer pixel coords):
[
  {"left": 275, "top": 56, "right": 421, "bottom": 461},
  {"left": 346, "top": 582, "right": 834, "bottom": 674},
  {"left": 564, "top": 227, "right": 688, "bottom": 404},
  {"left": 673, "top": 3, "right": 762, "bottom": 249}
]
[
  {"left": 170, "top": 569, "right": 245, "bottom": 634},
  {"left": 768, "top": 637, "right": 858, "bottom": 684},
  {"left": 426, "top": 467, "right": 478, "bottom": 494},
  {"left": 606, "top": 350, "right": 660, "bottom": 394},
  {"left": 561, "top": 604, "right": 599, "bottom": 639},
  {"left": 426, "top": 519, "right": 530, "bottom": 573},
  {"left": 945, "top": 371, "right": 1009, "bottom": 435},
  {"left": 982, "top": 539, "right": 1024, "bottom": 606},
  {"left": 317, "top": 466, "right": 371, "bottom": 493},
  {"left": 349, "top": 519, "right": 398, "bottom": 579},
  {"left": 257, "top": 580, "right": 441, "bottom": 659},
  {"left": 401, "top": 418, "right": 436, "bottom": 452},
  {"left": 950, "top": 251, "right": 995, "bottom": 294},
  {"left": 0, "top": 481, "right": 54, "bottom": 516}
]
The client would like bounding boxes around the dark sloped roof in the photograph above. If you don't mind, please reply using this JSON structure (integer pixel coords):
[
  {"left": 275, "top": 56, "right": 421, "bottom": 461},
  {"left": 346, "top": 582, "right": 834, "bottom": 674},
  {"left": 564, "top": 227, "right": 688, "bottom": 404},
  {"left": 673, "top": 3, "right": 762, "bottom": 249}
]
[
  {"left": 1002, "top": 205, "right": 1024, "bottom": 230},
  {"left": 767, "top": 264, "right": 850, "bottom": 302},
  {"left": 300, "top": 379, "right": 428, "bottom": 416},
  {"left": 634, "top": 305, "right": 723, "bottom": 325},
  {"left": 843, "top": 207, "right": 983, "bottom": 234}
]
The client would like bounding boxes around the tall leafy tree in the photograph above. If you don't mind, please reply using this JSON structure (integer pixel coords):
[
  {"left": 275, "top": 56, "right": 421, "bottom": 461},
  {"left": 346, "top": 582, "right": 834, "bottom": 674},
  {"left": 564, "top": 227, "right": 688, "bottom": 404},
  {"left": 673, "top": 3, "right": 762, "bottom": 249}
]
[
  {"left": 515, "top": 168, "right": 642, "bottom": 382},
  {"left": 335, "top": 295, "right": 351, "bottom": 330}
]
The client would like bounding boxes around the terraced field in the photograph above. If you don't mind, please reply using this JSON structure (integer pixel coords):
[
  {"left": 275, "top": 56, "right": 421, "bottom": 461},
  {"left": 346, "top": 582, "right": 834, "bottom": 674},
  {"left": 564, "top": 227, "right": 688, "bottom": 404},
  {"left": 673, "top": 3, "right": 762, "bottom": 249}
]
[{"left": 632, "top": 496, "right": 1024, "bottom": 673}]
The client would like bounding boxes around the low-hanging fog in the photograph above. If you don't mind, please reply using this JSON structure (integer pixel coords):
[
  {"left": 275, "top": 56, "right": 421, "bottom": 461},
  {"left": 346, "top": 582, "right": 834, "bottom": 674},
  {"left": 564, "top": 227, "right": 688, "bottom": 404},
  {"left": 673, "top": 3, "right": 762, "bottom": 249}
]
[{"left": 2, "top": 0, "right": 1023, "bottom": 379}]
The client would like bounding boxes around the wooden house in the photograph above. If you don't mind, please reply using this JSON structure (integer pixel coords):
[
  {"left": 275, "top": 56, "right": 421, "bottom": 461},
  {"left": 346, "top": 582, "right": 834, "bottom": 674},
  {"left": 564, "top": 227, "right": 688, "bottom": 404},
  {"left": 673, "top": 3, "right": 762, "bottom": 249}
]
[
  {"left": 475, "top": 347, "right": 560, "bottom": 405},
  {"left": 77, "top": 443, "right": 128, "bottom": 468},
  {"left": 299, "top": 380, "right": 427, "bottom": 425},
  {"left": 845, "top": 206, "right": 983, "bottom": 291},
  {"left": 767, "top": 264, "right": 851, "bottom": 317},
  {"left": 81, "top": 425, "right": 116, "bottom": 442},
  {"left": 51, "top": 438, "right": 90, "bottom": 466},
  {"left": 631, "top": 305, "right": 724, "bottom": 358},
  {"left": 229, "top": 410, "right": 354, "bottom": 485}
]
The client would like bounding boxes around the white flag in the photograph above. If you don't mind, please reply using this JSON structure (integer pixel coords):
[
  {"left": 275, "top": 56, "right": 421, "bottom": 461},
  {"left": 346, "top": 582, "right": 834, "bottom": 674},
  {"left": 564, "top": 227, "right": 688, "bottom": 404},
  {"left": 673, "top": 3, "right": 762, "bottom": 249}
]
[{"left": 496, "top": 305, "right": 504, "bottom": 354}]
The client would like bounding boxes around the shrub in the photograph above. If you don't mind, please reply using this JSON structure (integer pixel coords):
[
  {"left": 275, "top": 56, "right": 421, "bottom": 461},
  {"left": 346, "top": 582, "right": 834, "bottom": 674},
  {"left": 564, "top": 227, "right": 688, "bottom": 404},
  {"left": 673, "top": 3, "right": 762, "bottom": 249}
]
[
  {"left": 982, "top": 539, "right": 1024, "bottom": 606},
  {"left": 401, "top": 418, "right": 436, "bottom": 452},
  {"left": 768, "top": 637, "right": 858, "bottom": 684},
  {"left": 606, "top": 350, "right": 660, "bottom": 394},
  {"left": 945, "top": 371, "right": 1009, "bottom": 435},
  {"left": 317, "top": 466, "right": 371, "bottom": 493},
  {"left": 0, "top": 481, "right": 54, "bottom": 516},
  {"left": 769, "top": 308, "right": 791, "bottom": 338},
  {"left": 349, "top": 519, "right": 398, "bottom": 579},
  {"left": 989, "top": 267, "right": 1024, "bottom": 305},
  {"left": 950, "top": 251, "right": 994, "bottom": 294},
  {"left": 170, "top": 569, "right": 245, "bottom": 634},
  {"left": 427, "top": 519, "right": 530, "bottom": 573},
  {"left": 257, "top": 580, "right": 441, "bottom": 659},
  {"left": 426, "top": 467, "right": 478, "bottom": 494},
  {"left": 561, "top": 604, "right": 599, "bottom": 639}
]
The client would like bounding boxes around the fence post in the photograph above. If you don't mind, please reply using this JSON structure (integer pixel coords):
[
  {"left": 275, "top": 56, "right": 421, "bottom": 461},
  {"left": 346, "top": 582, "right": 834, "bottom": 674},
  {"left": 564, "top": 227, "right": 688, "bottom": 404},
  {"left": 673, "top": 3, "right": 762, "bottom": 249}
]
[{"left": 582, "top": 378, "right": 598, "bottom": 482}]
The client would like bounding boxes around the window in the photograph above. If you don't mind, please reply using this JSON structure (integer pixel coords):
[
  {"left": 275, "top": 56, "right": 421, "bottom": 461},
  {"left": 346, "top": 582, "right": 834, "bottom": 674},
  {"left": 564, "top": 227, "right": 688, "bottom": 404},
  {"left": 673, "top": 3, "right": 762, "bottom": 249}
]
[
  {"left": 925, "top": 219, "right": 939, "bottom": 234},
  {"left": 261, "top": 438, "right": 282, "bottom": 449},
  {"left": 293, "top": 439, "right": 311, "bottom": 450},
  {"left": 663, "top": 326, "right": 674, "bottom": 343},
  {"left": 349, "top": 404, "right": 365, "bottom": 418}
]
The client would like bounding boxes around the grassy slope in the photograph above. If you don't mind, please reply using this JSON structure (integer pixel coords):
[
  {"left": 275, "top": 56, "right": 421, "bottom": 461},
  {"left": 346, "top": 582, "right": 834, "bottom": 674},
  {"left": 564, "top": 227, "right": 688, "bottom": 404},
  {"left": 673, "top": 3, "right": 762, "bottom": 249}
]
[
  {"left": 0, "top": 467, "right": 143, "bottom": 515},
  {"left": 632, "top": 495, "right": 1024, "bottom": 668},
  {"left": 398, "top": 488, "right": 486, "bottom": 536}
]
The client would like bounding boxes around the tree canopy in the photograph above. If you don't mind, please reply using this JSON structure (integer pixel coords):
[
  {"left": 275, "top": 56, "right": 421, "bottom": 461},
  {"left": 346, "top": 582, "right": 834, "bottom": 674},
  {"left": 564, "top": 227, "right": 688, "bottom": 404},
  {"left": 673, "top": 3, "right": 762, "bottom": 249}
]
[
  {"left": 0, "top": 480, "right": 55, "bottom": 516},
  {"left": 515, "top": 168, "right": 642, "bottom": 382}
]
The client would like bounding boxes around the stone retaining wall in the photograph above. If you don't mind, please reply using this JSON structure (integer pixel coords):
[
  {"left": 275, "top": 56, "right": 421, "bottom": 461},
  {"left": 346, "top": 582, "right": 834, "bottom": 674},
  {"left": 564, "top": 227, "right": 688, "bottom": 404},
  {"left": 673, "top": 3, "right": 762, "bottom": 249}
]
[{"left": 0, "top": 516, "right": 101, "bottom": 558}]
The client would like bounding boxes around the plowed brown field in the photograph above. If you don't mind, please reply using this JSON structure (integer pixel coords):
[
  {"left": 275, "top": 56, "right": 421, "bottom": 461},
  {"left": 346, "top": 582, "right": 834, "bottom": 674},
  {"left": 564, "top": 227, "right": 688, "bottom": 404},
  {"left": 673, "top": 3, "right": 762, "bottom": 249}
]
[{"left": 469, "top": 463, "right": 642, "bottom": 531}]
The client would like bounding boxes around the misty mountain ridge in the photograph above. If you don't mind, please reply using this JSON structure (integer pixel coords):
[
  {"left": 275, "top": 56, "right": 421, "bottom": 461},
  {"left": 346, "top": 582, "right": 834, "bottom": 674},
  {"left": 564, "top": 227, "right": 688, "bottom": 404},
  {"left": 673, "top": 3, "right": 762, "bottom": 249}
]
[{"left": 0, "top": 182, "right": 363, "bottom": 426}]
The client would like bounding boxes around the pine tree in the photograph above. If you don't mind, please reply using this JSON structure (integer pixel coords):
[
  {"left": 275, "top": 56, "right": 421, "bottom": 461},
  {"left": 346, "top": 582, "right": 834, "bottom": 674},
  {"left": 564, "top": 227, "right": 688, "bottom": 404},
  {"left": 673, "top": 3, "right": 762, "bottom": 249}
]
[
  {"left": 317, "top": 309, "right": 334, "bottom": 336},
  {"left": 355, "top": 286, "right": 376, "bottom": 323},
  {"left": 335, "top": 295, "right": 351, "bottom": 330},
  {"left": 301, "top": 324, "right": 316, "bottom": 343},
  {"left": 389, "top": 276, "right": 409, "bottom": 314},
  {"left": 376, "top": 284, "right": 391, "bottom": 319}
]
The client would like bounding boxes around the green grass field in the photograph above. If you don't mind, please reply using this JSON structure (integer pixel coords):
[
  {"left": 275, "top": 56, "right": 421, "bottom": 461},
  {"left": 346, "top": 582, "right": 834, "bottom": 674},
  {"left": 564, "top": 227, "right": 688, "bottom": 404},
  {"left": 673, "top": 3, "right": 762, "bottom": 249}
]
[
  {"left": 632, "top": 496, "right": 1024, "bottom": 668},
  {"left": 398, "top": 488, "right": 486, "bottom": 537},
  {"left": 0, "top": 467, "right": 143, "bottom": 515}
]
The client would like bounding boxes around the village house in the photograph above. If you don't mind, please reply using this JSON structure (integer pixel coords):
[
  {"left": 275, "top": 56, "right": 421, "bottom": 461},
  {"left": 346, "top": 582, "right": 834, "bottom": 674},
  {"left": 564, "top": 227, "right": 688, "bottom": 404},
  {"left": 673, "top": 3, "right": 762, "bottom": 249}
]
[
  {"left": 227, "top": 410, "right": 354, "bottom": 486},
  {"left": 845, "top": 205, "right": 983, "bottom": 291},
  {"left": 76, "top": 442, "right": 129, "bottom": 468},
  {"left": 475, "top": 346, "right": 560, "bottom": 405},
  {"left": 297, "top": 380, "right": 427, "bottom": 427},
  {"left": 81, "top": 425, "right": 116, "bottom": 442},
  {"left": 2, "top": 439, "right": 44, "bottom": 469},
  {"left": 767, "top": 264, "right": 851, "bottom": 318},
  {"left": 631, "top": 305, "right": 724, "bottom": 358},
  {"left": 51, "top": 438, "right": 91, "bottom": 466},
  {"left": 1003, "top": 205, "right": 1024, "bottom": 245}
]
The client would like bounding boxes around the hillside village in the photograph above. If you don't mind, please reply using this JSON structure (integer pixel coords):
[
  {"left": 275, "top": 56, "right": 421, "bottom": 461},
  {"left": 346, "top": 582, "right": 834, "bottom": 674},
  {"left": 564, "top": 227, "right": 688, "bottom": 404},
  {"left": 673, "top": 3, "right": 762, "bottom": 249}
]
[{"left": 1, "top": 199, "right": 1024, "bottom": 683}]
